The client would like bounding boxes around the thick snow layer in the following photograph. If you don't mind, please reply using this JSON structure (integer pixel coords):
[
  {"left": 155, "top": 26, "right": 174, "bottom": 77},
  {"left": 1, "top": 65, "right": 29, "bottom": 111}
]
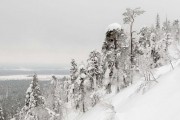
[
  {"left": 115, "top": 65, "right": 180, "bottom": 120},
  {"left": 77, "top": 61, "right": 180, "bottom": 120},
  {"left": 106, "top": 23, "right": 121, "bottom": 32}
]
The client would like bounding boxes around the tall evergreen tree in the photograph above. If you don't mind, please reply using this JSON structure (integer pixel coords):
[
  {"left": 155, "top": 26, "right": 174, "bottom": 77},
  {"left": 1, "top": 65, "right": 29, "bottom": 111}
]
[
  {"left": 102, "top": 23, "right": 122, "bottom": 93},
  {"left": 162, "top": 17, "right": 171, "bottom": 33},
  {"left": 150, "top": 33, "right": 161, "bottom": 67},
  {"left": 172, "top": 19, "right": 180, "bottom": 42},
  {"left": 19, "top": 74, "right": 46, "bottom": 120},
  {"left": 25, "top": 74, "right": 44, "bottom": 111},
  {"left": 87, "top": 50, "right": 102, "bottom": 90},
  {"left": 70, "top": 59, "right": 78, "bottom": 83},
  {"left": 50, "top": 76, "right": 62, "bottom": 113},
  {"left": 77, "top": 64, "right": 87, "bottom": 112},
  {"left": 102, "top": 23, "right": 130, "bottom": 93},
  {"left": 156, "top": 14, "right": 160, "bottom": 30}
]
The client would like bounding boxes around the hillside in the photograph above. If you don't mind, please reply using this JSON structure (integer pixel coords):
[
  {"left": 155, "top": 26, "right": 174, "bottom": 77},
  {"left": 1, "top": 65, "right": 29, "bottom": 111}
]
[{"left": 76, "top": 61, "right": 180, "bottom": 120}]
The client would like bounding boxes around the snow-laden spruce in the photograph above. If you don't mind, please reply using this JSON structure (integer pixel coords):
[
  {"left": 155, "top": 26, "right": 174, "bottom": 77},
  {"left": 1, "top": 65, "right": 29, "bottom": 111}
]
[{"left": 18, "top": 75, "right": 60, "bottom": 120}]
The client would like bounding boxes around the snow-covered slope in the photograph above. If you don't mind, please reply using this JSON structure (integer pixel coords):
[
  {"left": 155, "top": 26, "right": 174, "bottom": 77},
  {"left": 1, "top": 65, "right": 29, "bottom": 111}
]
[{"left": 77, "top": 63, "right": 180, "bottom": 120}]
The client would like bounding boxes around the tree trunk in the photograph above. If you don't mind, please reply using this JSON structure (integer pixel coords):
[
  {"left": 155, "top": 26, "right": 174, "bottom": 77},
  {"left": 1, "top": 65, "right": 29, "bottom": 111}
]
[
  {"left": 93, "top": 76, "right": 97, "bottom": 90},
  {"left": 82, "top": 102, "right": 85, "bottom": 113},
  {"left": 130, "top": 22, "right": 134, "bottom": 84}
]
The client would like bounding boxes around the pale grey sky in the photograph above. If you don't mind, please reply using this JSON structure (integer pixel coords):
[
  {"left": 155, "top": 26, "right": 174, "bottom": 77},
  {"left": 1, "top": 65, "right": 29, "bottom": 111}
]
[{"left": 0, "top": 0, "right": 179, "bottom": 67}]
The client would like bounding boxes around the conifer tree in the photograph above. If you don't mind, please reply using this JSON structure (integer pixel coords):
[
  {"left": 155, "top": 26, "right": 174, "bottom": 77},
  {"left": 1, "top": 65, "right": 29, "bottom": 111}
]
[
  {"left": 102, "top": 23, "right": 131, "bottom": 93},
  {"left": 19, "top": 74, "right": 46, "bottom": 120},
  {"left": 172, "top": 19, "right": 180, "bottom": 42},
  {"left": 70, "top": 59, "right": 78, "bottom": 84},
  {"left": 102, "top": 23, "right": 122, "bottom": 93},
  {"left": 162, "top": 17, "right": 171, "bottom": 34},
  {"left": 156, "top": 14, "right": 160, "bottom": 30},
  {"left": 87, "top": 50, "right": 102, "bottom": 90},
  {"left": 78, "top": 64, "right": 87, "bottom": 112},
  {"left": 25, "top": 74, "right": 44, "bottom": 111},
  {"left": 50, "top": 76, "right": 62, "bottom": 112},
  {"left": 150, "top": 33, "right": 160, "bottom": 67}
]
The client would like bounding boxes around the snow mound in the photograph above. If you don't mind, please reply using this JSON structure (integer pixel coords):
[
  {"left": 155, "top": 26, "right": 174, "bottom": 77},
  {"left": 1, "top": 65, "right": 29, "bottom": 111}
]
[{"left": 106, "top": 23, "right": 121, "bottom": 32}]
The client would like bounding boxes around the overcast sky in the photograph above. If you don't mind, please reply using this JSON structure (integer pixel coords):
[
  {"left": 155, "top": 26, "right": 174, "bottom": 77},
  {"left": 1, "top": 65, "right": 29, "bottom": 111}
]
[{"left": 0, "top": 0, "right": 179, "bottom": 68}]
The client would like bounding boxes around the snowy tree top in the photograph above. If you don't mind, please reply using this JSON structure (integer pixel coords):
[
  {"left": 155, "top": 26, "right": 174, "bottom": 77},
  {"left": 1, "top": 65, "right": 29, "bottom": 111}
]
[
  {"left": 80, "top": 73, "right": 86, "bottom": 79},
  {"left": 106, "top": 23, "right": 121, "bottom": 32},
  {"left": 79, "top": 64, "right": 85, "bottom": 70}
]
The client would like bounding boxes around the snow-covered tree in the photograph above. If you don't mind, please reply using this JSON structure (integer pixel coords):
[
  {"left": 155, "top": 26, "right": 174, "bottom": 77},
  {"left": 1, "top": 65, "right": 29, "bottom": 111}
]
[
  {"left": 69, "top": 63, "right": 88, "bottom": 111},
  {"left": 133, "top": 28, "right": 159, "bottom": 95},
  {"left": 157, "top": 33, "right": 174, "bottom": 69},
  {"left": 150, "top": 33, "right": 161, "bottom": 67},
  {"left": 172, "top": 19, "right": 180, "bottom": 42},
  {"left": 87, "top": 50, "right": 102, "bottom": 90},
  {"left": 20, "top": 75, "right": 62, "bottom": 120},
  {"left": 102, "top": 23, "right": 122, "bottom": 93},
  {"left": 0, "top": 107, "right": 4, "bottom": 120},
  {"left": 123, "top": 7, "right": 145, "bottom": 64},
  {"left": 77, "top": 64, "right": 87, "bottom": 112},
  {"left": 24, "top": 74, "right": 44, "bottom": 111},
  {"left": 64, "top": 78, "right": 70, "bottom": 102},
  {"left": 18, "top": 75, "right": 44, "bottom": 120},
  {"left": 138, "top": 43, "right": 153, "bottom": 81},
  {"left": 48, "top": 76, "right": 63, "bottom": 114},
  {"left": 123, "top": 7, "right": 145, "bottom": 84},
  {"left": 114, "top": 29, "right": 130, "bottom": 91},
  {"left": 162, "top": 17, "right": 171, "bottom": 34},
  {"left": 138, "top": 27, "right": 151, "bottom": 48},
  {"left": 102, "top": 23, "right": 131, "bottom": 93},
  {"left": 70, "top": 79, "right": 80, "bottom": 110},
  {"left": 156, "top": 14, "right": 160, "bottom": 30},
  {"left": 70, "top": 59, "right": 78, "bottom": 83}
]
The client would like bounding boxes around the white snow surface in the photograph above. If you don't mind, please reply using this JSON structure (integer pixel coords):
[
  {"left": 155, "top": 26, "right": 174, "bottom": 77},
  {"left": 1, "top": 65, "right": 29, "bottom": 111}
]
[
  {"left": 10, "top": 118, "right": 16, "bottom": 120},
  {"left": 106, "top": 23, "right": 121, "bottom": 32},
  {"left": 75, "top": 60, "right": 180, "bottom": 120}
]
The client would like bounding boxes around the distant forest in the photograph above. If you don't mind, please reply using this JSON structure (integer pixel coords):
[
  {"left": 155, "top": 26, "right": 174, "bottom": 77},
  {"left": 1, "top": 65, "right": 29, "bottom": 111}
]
[{"left": 0, "top": 80, "right": 49, "bottom": 119}]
